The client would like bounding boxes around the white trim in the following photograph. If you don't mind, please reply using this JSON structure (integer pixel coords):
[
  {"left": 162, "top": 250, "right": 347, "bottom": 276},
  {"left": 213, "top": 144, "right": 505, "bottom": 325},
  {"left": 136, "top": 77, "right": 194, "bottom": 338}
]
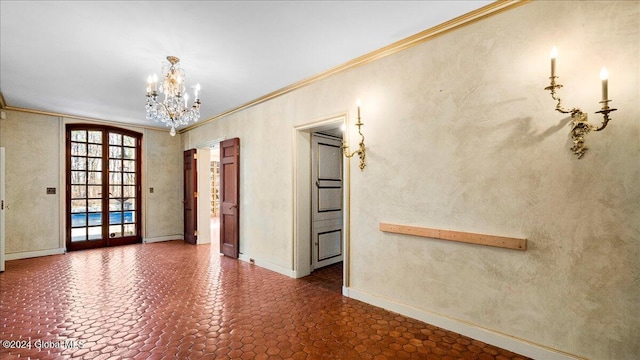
[
  {"left": 190, "top": 137, "right": 225, "bottom": 150},
  {"left": 292, "top": 269, "right": 310, "bottom": 279},
  {"left": 143, "top": 235, "right": 184, "bottom": 243},
  {"left": 196, "top": 148, "right": 212, "bottom": 245},
  {"left": 0, "top": 147, "right": 5, "bottom": 272},
  {"left": 238, "top": 253, "right": 297, "bottom": 278},
  {"left": 5, "top": 247, "right": 66, "bottom": 261},
  {"left": 292, "top": 113, "right": 349, "bottom": 284},
  {"left": 345, "top": 287, "right": 583, "bottom": 360},
  {"left": 142, "top": 128, "right": 148, "bottom": 241}
]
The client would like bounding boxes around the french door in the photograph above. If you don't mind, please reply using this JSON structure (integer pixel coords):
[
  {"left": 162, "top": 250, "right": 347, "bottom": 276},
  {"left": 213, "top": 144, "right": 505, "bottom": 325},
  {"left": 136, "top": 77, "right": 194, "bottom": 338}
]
[{"left": 66, "top": 125, "right": 142, "bottom": 251}]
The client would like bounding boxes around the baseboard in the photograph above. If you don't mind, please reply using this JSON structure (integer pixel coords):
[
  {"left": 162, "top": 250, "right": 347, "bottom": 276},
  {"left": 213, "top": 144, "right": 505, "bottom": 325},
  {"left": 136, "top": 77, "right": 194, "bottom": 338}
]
[
  {"left": 5, "top": 247, "right": 66, "bottom": 261},
  {"left": 292, "top": 268, "right": 311, "bottom": 279},
  {"left": 143, "top": 235, "right": 184, "bottom": 243},
  {"left": 344, "top": 287, "right": 582, "bottom": 360},
  {"left": 238, "top": 253, "right": 296, "bottom": 278}
]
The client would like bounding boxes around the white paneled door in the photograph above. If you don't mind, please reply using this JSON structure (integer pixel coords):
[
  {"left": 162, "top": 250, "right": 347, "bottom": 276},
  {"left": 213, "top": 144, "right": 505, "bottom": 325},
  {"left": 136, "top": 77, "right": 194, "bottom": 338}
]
[{"left": 311, "top": 133, "right": 343, "bottom": 270}]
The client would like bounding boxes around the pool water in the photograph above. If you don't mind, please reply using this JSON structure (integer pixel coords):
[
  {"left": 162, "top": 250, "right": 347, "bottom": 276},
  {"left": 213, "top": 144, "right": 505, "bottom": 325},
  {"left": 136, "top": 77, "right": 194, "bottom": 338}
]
[{"left": 71, "top": 211, "right": 134, "bottom": 227}]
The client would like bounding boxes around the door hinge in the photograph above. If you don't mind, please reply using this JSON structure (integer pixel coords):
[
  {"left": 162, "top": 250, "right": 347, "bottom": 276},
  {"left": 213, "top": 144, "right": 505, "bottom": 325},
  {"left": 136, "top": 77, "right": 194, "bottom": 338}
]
[
  {"left": 194, "top": 191, "right": 198, "bottom": 198},
  {"left": 193, "top": 153, "right": 198, "bottom": 159},
  {"left": 1, "top": 200, "right": 3, "bottom": 210},
  {"left": 194, "top": 230, "right": 198, "bottom": 236}
]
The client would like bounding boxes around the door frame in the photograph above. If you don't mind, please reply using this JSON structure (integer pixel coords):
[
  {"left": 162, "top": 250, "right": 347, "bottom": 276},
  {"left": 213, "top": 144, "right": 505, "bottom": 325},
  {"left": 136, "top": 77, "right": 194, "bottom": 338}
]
[{"left": 293, "top": 113, "right": 350, "bottom": 289}]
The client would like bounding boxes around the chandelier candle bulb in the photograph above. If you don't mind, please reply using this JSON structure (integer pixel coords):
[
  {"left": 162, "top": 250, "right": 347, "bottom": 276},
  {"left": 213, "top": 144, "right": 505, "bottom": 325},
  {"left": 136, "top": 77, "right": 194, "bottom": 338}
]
[
  {"left": 550, "top": 46, "right": 557, "bottom": 77},
  {"left": 146, "top": 76, "right": 152, "bottom": 95},
  {"left": 356, "top": 99, "right": 361, "bottom": 119},
  {"left": 600, "top": 67, "right": 608, "bottom": 102}
]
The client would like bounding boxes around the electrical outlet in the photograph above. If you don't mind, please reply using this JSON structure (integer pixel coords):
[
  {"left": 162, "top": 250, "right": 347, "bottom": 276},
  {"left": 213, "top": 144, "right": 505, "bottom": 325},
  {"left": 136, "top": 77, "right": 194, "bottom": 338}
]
[
  {"left": 46, "top": 187, "right": 56, "bottom": 195},
  {"left": 249, "top": 258, "right": 255, "bottom": 265},
  {"left": 149, "top": 187, "right": 154, "bottom": 193}
]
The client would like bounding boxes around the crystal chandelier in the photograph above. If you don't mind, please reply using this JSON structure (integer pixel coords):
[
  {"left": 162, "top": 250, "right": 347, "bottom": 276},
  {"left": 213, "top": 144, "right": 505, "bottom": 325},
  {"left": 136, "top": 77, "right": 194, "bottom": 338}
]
[{"left": 146, "top": 56, "right": 201, "bottom": 136}]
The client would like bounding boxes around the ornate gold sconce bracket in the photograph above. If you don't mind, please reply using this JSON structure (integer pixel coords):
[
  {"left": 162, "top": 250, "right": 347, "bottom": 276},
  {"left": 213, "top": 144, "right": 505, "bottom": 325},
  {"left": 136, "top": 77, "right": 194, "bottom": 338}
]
[
  {"left": 544, "top": 48, "right": 617, "bottom": 159},
  {"left": 342, "top": 101, "right": 367, "bottom": 170}
]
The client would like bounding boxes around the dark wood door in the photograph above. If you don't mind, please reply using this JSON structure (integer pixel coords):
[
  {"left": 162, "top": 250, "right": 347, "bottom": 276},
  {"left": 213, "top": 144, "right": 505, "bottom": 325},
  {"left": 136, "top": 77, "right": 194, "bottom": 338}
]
[
  {"left": 220, "top": 138, "right": 240, "bottom": 258},
  {"left": 184, "top": 149, "right": 197, "bottom": 244}
]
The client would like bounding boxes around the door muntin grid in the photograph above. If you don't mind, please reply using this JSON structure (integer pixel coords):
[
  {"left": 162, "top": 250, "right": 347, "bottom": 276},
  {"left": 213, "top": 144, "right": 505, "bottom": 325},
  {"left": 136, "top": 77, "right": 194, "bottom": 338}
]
[
  {"left": 107, "top": 132, "right": 137, "bottom": 239},
  {"left": 70, "top": 129, "right": 104, "bottom": 242}
]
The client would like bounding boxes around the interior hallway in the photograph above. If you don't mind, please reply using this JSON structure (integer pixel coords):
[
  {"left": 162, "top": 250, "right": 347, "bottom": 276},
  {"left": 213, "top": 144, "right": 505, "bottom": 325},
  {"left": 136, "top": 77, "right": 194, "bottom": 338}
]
[{"left": 0, "top": 241, "right": 530, "bottom": 359}]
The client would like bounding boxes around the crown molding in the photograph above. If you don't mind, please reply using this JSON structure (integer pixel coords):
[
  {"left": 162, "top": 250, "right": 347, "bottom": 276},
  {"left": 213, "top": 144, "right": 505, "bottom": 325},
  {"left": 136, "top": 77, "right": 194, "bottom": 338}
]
[
  {"left": 0, "top": 104, "right": 169, "bottom": 133},
  {"left": 181, "top": 0, "right": 530, "bottom": 134}
]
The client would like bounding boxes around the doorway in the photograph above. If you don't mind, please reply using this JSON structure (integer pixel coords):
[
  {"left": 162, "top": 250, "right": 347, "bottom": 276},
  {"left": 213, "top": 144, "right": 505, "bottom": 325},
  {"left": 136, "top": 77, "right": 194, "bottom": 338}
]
[
  {"left": 294, "top": 115, "right": 349, "bottom": 292},
  {"left": 210, "top": 144, "right": 220, "bottom": 253}
]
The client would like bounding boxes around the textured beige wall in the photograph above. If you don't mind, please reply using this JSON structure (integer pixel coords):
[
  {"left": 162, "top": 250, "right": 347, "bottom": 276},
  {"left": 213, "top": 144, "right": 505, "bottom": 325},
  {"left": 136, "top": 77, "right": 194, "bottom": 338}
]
[
  {"left": 348, "top": 2, "right": 639, "bottom": 359},
  {"left": 184, "top": 2, "right": 639, "bottom": 358},
  {"left": 183, "top": 103, "right": 295, "bottom": 267},
  {"left": 0, "top": 111, "right": 184, "bottom": 253},
  {"left": 0, "top": 110, "right": 61, "bottom": 253},
  {"left": 144, "top": 129, "right": 183, "bottom": 239}
]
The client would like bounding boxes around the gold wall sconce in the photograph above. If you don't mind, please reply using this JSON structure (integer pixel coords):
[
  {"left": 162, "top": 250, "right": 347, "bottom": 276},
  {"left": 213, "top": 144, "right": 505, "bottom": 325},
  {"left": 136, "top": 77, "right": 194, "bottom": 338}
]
[
  {"left": 545, "top": 46, "right": 617, "bottom": 158},
  {"left": 342, "top": 99, "right": 367, "bottom": 170}
]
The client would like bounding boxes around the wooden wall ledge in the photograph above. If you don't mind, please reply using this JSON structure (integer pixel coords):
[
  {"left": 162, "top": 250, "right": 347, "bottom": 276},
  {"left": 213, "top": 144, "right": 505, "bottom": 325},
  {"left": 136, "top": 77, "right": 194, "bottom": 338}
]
[{"left": 379, "top": 223, "right": 527, "bottom": 251}]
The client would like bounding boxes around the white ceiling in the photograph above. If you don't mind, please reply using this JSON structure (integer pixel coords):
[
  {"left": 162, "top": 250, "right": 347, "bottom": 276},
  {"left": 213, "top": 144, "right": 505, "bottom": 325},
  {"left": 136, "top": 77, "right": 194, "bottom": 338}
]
[{"left": 0, "top": 1, "right": 492, "bottom": 130}]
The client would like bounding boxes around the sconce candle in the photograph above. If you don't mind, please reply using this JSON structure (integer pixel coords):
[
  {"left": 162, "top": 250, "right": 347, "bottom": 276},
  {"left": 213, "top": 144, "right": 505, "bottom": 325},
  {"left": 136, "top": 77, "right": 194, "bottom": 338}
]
[
  {"left": 600, "top": 67, "right": 608, "bottom": 102},
  {"left": 357, "top": 99, "right": 361, "bottom": 119},
  {"left": 550, "top": 46, "right": 558, "bottom": 77}
]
